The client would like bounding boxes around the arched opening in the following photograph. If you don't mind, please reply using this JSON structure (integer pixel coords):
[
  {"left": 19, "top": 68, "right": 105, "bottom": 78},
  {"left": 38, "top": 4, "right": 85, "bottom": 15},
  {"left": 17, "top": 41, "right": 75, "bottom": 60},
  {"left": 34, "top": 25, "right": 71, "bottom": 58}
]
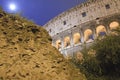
[
  {"left": 73, "top": 33, "right": 81, "bottom": 44},
  {"left": 109, "top": 21, "right": 119, "bottom": 30},
  {"left": 96, "top": 25, "right": 107, "bottom": 37},
  {"left": 84, "top": 29, "right": 94, "bottom": 42},
  {"left": 56, "top": 40, "right": 61, "bottom": 49},
  {"left": 64, "top": 36, "right": 70, "bottom": 47}
]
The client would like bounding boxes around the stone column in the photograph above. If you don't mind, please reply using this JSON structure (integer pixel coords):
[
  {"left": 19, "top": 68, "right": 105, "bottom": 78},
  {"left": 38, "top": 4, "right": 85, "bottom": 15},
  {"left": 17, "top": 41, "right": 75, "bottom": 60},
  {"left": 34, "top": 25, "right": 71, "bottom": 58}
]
[
  {"left": 105, "top": 24, "right": 110, "bottom": 34},
  {"left": 92, "top": 27, "right": 97, "bottom": 40},
  {"left": 61, "top": 37, "right": 64, "bottom": 50},
  {"left": 52, "top": 39, "right": 56, "bottom": 48},
  {"left": 70, "top": 31, "right": 74, "bottom": 47},
  {"left": 79, "top": 28, "right": 84, "bottom": 43}
]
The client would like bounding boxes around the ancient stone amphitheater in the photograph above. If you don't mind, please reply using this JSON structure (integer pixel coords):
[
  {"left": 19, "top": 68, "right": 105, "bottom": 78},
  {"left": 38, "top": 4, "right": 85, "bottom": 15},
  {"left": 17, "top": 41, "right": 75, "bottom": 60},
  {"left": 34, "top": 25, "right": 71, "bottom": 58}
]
[{"left": 44, "top": 0, "right": 120, "bottom": 58}]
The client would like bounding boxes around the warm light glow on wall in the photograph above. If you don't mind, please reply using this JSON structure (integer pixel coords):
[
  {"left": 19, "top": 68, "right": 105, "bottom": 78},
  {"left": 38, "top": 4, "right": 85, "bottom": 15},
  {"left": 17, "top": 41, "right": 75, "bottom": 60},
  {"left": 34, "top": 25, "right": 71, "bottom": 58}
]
[
  {"left": 73, "top": 33, "right": 81, "bottom": 44},
  {"left": 109, "top": 21, "right": 119, "bottom": 30},
  {"left": 56, "top": 40, "right": 61, "bottom": 49},
  {"left": 84, "top": 29, "right": 93, "bottom": 41},
  {"left": 96, "top": 25, "right": 106, "bottom": 36},
  {"left": 64, "top": 36, "right": 70, "bottom": 47}
]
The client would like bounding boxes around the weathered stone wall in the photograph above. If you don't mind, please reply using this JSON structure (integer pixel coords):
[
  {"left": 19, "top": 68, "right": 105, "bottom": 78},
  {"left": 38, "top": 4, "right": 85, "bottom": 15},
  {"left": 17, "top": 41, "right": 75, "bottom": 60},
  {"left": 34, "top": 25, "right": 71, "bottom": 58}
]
[
  {"left": 44, "top": 0, "right": 120, "bottom": 57},
  {"left": 44, "top": 0, "right": 120, "bottom": 36}
]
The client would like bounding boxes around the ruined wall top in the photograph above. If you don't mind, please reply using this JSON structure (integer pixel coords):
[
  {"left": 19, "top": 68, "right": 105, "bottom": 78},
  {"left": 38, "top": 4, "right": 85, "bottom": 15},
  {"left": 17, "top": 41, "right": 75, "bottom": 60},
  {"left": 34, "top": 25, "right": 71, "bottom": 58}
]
[
  {"left": 44, "top": 0, "right": 101, "bottom": 27},
  {"left": 44, "top": 0, "right": 120, "bottom": 37}
]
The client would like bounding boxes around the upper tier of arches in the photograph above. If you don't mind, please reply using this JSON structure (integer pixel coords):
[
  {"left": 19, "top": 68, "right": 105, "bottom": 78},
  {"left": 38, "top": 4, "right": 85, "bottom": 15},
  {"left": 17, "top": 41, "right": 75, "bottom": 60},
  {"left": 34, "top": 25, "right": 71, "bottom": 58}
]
[
  {"left": 44, "top": 0, "right": 120, "bottom": 37},
  {"left": 55, "top": 21, "right": 120, "bottom": 50}
]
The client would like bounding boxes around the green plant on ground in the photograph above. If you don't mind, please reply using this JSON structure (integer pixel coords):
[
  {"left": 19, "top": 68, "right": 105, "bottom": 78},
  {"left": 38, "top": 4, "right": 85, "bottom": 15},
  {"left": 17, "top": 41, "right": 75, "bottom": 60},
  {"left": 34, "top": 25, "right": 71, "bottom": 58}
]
[
  {"left": 71, "top": 28, "right": 120, "bottom": 80},
  {"left": 93, "top": 28, "right": 120, "bottom": 76}
]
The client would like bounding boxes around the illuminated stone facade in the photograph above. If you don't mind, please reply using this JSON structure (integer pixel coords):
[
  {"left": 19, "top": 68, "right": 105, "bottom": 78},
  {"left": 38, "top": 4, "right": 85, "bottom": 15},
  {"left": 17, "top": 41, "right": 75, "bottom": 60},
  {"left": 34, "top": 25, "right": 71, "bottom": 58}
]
[{"left": 44, "top": 0, "right": 120, "bottom": 58}]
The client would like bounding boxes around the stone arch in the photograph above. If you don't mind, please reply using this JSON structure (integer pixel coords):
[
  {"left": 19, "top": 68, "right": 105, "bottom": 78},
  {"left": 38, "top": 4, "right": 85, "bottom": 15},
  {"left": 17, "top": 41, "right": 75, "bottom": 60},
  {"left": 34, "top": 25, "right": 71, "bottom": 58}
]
[
  {"left": 84, "top": 29, "right": 94, "bottom": 42},
  {"left": 64, "top": 36, "right": 70, "bottom": 47},
  {"left": 73, "top": 33, "right": 81, "bottom": 44},
  {"left": 56, "top": 40, "right": 61, "bottom": 49},
  {"left": 96, "top": 25, "right": 107, "bottom": 36},
  {"left": 109, "top": 21, "right": 119, "bottom": 30}
]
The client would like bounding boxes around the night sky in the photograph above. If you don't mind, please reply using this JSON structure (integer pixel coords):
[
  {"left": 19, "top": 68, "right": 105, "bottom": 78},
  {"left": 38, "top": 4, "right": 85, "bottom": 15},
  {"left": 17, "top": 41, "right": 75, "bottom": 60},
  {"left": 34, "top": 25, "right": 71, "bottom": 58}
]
[{"left": 0, "top": 0, "right": 86, "bottom": 26}]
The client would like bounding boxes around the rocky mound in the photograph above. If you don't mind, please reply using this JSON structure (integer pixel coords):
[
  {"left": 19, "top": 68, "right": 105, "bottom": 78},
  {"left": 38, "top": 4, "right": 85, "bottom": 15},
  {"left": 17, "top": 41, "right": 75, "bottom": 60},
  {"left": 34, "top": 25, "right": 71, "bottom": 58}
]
[{"left": 0, "top": 9, "right": 86, "bottom": 80}]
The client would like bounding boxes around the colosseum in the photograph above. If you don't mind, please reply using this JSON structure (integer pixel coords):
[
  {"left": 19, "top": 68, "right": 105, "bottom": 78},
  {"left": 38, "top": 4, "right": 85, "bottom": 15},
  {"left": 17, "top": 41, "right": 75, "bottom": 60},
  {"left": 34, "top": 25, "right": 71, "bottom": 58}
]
[{"left": 44, "top": 0, "right": 120, "bottom": 58}]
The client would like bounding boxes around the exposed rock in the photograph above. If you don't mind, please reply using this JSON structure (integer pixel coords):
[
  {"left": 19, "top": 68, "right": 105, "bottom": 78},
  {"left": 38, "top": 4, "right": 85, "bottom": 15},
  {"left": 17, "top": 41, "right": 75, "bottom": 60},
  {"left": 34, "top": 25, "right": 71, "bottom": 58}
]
[{"left": 0, "top": 9, "right": 86, "bottom": 80}]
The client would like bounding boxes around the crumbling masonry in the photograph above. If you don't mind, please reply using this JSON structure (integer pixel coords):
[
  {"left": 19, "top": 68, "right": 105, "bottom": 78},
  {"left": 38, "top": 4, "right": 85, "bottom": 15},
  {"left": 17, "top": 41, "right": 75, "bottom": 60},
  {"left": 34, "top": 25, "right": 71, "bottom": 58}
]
[{"left": 44, "top": 0, "right": 120, "bottom": 58}]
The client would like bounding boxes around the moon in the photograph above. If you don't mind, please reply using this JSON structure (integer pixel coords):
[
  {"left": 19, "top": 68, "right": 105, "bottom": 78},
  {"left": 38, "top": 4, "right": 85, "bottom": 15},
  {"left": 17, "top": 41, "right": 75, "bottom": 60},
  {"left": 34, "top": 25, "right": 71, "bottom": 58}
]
[{"left": 9, "top": 3, "right": 16, "bottom": 11}]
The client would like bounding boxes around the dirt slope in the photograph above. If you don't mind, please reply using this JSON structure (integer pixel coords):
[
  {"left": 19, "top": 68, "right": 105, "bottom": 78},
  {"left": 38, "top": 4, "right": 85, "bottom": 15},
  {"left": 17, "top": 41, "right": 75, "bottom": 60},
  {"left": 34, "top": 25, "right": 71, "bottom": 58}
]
[{"left": 0, "top": 9, "right": 86, "bottom": 80}]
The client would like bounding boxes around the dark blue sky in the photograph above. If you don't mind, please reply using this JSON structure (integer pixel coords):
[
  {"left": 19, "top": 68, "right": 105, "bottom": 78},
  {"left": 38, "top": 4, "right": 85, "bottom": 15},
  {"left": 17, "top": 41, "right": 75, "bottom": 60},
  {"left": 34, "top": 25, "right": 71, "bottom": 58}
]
[{"left": 0, "top": 0, "right": 86, "bottom": 26}]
